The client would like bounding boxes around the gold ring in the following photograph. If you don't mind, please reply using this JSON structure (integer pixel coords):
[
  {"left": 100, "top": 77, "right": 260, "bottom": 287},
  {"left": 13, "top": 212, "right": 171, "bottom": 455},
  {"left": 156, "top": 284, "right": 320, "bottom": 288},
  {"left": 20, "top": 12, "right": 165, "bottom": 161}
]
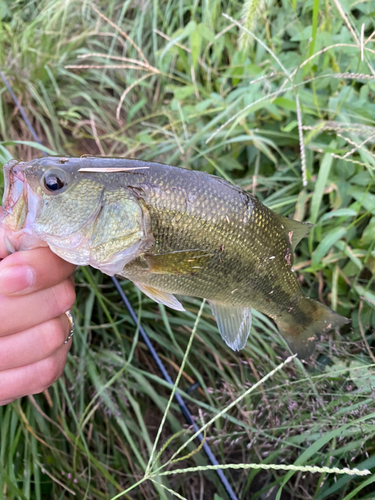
[{"left": 63, "top": 310, "right": 75, "bottom": 344}]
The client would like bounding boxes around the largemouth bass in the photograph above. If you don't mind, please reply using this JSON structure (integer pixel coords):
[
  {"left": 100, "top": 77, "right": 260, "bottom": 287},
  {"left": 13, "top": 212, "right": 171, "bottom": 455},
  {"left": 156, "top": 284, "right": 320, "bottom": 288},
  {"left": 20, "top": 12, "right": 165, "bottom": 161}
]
[{"left": 1, "top": 156, "right": 349, "bottom": 358}]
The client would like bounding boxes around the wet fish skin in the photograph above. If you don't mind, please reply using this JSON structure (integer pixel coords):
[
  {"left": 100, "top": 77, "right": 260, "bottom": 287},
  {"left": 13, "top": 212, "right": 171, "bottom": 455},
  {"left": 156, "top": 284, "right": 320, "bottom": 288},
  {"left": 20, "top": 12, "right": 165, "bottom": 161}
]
[{"left": 1, "top": 156, "right": 349, "bottom": 358}]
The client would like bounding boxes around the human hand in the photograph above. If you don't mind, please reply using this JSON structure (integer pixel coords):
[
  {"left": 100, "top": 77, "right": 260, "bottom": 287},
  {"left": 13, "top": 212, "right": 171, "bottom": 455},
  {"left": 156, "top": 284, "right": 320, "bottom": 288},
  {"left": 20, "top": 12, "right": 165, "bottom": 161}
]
[{"left": 0, "top": 209, "right": 76, "bottom": 406}]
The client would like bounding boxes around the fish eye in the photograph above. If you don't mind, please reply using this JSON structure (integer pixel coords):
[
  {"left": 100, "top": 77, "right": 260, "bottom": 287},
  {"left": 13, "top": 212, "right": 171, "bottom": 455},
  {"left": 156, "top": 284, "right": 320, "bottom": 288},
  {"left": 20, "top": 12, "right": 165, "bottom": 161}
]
[{"left": 43, "top": 171, "right": 66, "bottom": 192}]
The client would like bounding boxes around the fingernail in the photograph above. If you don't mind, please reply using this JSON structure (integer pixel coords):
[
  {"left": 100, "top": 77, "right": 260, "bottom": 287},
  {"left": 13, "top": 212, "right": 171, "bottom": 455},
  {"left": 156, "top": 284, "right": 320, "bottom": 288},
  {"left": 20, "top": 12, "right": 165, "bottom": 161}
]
[{"left": 0, "top": 266, "right": 36, "bottom": 294}]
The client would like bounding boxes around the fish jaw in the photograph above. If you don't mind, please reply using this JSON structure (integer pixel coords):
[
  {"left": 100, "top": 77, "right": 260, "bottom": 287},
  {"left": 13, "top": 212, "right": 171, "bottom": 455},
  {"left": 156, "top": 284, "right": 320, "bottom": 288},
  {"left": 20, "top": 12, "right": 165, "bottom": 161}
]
[
  {"left": 2, "top": 160, "right": 26, "bottom": 230},
  {"left": 1, "top": 159, "right": 45, "bottom": 252}
]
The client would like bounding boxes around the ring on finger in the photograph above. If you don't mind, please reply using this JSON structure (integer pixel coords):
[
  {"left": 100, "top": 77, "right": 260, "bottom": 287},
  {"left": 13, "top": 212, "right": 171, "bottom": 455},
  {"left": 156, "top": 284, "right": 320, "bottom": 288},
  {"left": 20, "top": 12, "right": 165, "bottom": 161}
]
[{"left": 63, "top": 310, "right": 75, "bottom": 344}]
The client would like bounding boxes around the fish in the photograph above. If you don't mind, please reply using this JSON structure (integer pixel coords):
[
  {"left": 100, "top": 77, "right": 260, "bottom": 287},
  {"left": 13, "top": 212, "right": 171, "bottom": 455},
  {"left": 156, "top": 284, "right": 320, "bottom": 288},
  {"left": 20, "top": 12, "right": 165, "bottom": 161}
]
[{"left": 1, "top": 156, "right": 349, "bottom": 358}]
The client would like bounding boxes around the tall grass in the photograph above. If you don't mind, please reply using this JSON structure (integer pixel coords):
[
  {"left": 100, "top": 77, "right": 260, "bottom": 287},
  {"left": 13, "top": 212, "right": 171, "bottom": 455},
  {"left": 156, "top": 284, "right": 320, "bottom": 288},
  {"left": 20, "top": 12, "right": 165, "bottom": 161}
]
[{"left": 0, "top": 0, "right": 375, "bottom": 498}]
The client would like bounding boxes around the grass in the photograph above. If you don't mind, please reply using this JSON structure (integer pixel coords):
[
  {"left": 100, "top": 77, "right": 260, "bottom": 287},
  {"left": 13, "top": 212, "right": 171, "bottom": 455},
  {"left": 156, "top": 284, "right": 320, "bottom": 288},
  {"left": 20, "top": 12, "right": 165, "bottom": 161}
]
[{"left": 0, "top": 0, "right": 375, "bottom": 498}]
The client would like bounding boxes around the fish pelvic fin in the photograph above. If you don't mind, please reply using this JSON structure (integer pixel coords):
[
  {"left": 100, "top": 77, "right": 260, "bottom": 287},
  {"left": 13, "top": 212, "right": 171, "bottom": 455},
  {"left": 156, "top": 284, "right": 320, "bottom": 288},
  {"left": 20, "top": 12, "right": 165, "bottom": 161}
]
[
  {"left": 276, "top": 214, "right": 313, "bottom": 251},
  {"left": 276, "top": 298, "right": 350, "bottom": 359},
  {"left": 134, "top": 282, "right": 185, "bottom": 311},
  {"left": 209, "top": 301, "right": 252, "bottom": 351}
]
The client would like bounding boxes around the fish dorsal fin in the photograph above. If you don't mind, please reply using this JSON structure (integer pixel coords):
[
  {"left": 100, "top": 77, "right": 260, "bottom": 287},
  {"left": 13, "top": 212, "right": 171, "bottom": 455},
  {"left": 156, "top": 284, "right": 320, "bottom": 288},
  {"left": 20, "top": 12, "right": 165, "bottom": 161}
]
[
  {"left": 277, "top": 215, "right": 313, "bottom": 251},
  {"left": 209, "top": 301, "right": 252, "bottom": 351},
  {"left": 134, "top": 282, "right": 185, "bottom": 312}
]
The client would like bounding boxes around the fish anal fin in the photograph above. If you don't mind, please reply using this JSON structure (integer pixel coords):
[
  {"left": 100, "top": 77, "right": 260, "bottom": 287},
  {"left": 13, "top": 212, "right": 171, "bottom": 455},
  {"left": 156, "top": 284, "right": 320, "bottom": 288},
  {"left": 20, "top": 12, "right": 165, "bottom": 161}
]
[
  {"left": 277, "top": 215, "right": 313, "bottom": 251},
  {"left": 134, "top": 282, "right": 185, "bottom": 311},
  {"left": 209, "top": 301, "right": 252, "bottom": 351},
  {"left": 146, "top": 249, "right": 214, "bottom": 275}
]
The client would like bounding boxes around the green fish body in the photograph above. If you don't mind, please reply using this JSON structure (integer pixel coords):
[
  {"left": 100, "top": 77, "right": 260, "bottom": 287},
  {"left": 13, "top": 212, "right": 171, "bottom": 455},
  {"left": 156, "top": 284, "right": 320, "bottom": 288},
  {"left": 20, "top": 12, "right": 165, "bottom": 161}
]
[{"left": 1, "top": 157, "right": 349, "bottom": 357}]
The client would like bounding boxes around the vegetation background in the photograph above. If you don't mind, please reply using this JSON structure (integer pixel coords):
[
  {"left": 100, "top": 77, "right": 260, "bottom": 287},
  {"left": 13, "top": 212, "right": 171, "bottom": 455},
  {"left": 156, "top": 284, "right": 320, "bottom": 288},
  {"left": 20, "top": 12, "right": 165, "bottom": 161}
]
[{"left": 0, "top": 0, "right": 375, "bottom": 498}]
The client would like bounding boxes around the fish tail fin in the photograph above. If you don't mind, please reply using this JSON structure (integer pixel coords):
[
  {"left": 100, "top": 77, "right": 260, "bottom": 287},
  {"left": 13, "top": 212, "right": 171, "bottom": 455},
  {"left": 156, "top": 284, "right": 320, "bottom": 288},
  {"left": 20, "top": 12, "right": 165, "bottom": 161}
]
[{"left": 276, "top": 298, "right": 350, "bottom": 359}]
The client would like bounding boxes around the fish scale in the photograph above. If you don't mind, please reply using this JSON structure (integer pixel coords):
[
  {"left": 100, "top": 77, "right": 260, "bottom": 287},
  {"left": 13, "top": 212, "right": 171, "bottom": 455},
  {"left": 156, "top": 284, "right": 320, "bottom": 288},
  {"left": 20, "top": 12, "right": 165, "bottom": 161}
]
[
  {"left": 122, "top": 181, "right": 294, "bottom": 309},
  {"left": 1, "top": 156, "right": 349, "bottom": 358}
]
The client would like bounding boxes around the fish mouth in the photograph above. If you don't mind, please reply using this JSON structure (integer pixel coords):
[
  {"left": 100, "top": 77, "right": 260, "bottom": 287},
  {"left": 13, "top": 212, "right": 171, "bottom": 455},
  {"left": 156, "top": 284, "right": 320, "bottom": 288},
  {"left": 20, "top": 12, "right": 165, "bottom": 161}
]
[
  {"left": 1, "top": 160, "right": 42, "bottom": 253},
  {"left": 2, "top": 160, "right": 28, "bottom": 231}
]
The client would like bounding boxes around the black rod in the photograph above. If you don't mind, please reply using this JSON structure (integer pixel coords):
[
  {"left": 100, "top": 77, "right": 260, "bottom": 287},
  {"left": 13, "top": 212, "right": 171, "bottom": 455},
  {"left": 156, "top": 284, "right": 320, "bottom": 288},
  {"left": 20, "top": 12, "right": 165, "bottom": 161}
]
[
  {"left": 0, "top": 71, "right": 46, "bottom": 153},
  {"left": 112, "top": 277, "right": 239, "bottom": 500}
]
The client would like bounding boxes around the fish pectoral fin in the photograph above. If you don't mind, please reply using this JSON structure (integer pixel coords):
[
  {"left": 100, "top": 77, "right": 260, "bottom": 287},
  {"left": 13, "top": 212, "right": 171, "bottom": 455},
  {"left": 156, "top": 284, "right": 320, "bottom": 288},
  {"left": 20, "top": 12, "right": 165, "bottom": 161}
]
[
  {"left": 145, "top": 249, "right": 214, "bottom": 275},
  {"left": 134, "top": 282, "right": 185, "bottom": 312},
  {"left": 209, "top": 301, "right": 252, "bottom": 351}
]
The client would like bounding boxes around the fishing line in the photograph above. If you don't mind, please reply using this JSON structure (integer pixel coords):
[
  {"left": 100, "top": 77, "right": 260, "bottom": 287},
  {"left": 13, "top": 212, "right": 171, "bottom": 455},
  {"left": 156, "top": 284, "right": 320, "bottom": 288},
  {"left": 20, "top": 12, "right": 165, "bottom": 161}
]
[
  {"left": 0, "top": 71, "right": 46, "bottom": 150},
  {"left": 0, "top": 71, "right": 239, "bottom": 500}
]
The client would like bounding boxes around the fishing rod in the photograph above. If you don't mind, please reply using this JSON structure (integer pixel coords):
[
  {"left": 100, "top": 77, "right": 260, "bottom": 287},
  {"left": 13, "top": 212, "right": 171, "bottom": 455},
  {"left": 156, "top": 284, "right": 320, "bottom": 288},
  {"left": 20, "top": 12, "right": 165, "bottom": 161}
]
[{"left": 0, "top": 70, "right": 239, "bottom": 500}]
